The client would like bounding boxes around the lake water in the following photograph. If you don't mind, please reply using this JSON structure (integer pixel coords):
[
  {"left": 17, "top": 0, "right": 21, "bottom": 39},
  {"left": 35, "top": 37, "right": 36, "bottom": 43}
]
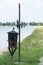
[{"left": 0, "top": 26, "right": 35, "bottom": 49}]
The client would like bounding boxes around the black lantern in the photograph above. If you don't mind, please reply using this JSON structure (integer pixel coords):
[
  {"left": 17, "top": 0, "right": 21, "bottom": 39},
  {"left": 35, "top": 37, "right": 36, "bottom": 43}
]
[{"left": 7, "top": 28, "right": 18, "bottom": 56}]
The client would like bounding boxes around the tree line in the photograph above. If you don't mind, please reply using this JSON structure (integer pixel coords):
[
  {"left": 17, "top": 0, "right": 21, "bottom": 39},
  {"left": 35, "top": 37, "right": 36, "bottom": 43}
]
[
  {"left": 29, "top": 22, "right": 43, "bottom": 26},
  {"left": 0, "top": 22, "right": 28, "bottom": 27}
]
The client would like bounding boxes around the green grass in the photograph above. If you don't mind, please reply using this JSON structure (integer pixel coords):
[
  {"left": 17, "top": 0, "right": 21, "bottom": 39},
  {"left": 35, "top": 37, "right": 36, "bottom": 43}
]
[{"left": 0, "top": 28, "right": 43, "bottom": 65}]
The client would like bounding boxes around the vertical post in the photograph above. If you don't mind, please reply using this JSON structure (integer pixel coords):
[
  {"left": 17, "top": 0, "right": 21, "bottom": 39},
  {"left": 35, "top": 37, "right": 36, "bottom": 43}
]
[{"left": 19, "top": 3, "right": 20, "bottom": 62}]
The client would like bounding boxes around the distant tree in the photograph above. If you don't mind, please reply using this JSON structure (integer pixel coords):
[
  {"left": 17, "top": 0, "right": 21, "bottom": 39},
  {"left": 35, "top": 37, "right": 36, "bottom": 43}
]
[
  {"left": 21, "top": 21, "right": 28, "bottom": 27},
  {"left": 3, "top": 23, "right": 6, "bottom": 26},
  {"left": 0, "top": 22, "right": 2, "bottom": 25}
]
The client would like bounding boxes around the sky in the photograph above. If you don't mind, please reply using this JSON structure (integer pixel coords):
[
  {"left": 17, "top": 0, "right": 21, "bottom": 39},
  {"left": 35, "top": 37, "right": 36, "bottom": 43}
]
[{"left": 0, "top": 0, "right": 43, "bottom": 22}]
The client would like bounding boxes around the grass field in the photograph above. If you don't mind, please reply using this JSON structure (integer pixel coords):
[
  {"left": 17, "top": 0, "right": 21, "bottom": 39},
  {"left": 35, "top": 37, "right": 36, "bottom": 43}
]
[{"left": 0, "top": 28, "right": 43, "bottom": 65}]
